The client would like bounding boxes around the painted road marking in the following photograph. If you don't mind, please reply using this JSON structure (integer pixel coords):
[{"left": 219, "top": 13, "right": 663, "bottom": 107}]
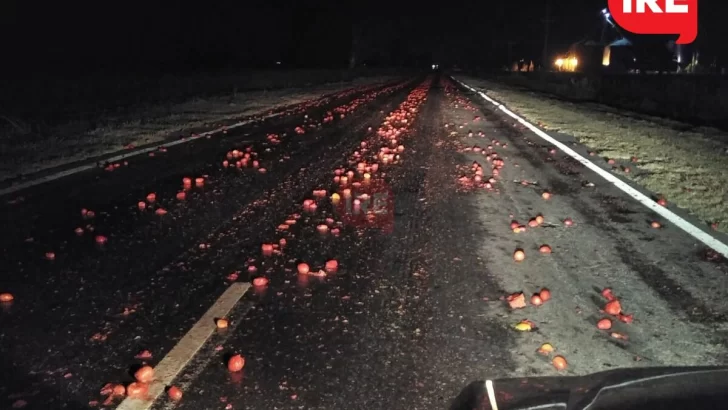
[
  {"left": 116, "top": 282, "right": 251, "bottom": 410},
  {"left": 0, "top": 115, "right": 278, "bottom": 197},
  {"left": 454, "top": 77, "right": 728, "bottom": 259}
]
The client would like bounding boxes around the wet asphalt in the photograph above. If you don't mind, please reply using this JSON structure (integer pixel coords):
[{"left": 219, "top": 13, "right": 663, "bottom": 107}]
[{"left": 2, "top": 73, "right": 728, "bottom": 410}]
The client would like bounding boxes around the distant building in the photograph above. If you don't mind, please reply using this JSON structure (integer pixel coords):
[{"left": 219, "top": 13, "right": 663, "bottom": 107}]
[
  {"left": 602, "top": 38, "right": 636, "bottom": 73},
  {"left": 545, "top": 6, "right": 722, "bottom": 75},
  {"left": 550, "top": 8, "right": 682, "bottom": 74},
  {"left": 563, "top": 40, "right": 604, "bottom": 74},
  {"left": 553, "top": 35, "right": 678, "bottom": 74}
]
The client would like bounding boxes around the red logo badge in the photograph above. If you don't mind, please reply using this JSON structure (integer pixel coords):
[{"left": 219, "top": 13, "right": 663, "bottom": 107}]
[{"left": 608, "top": 0, "right": 698, "bottom": 44}]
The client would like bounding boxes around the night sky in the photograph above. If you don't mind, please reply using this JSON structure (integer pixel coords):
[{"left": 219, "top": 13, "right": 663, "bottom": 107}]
[{"left": 1, "top": 0, "right": 725, "bottom": 76}]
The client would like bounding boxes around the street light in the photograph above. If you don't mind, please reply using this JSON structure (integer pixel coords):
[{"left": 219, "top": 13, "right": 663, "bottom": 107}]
[{"left": 601, "top": 7, "right": 615, "bottom": 28}]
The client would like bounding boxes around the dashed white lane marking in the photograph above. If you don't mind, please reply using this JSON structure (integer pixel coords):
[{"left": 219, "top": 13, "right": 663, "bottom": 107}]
[
  {"left": 116, "top": 282, "right": 251, "bottom": 410},
  {"left": 0, "top": 114, "right": 279, "bottom": 197},
  {"left": 454, "top": 77, "right": 728, "bottom": 259}
]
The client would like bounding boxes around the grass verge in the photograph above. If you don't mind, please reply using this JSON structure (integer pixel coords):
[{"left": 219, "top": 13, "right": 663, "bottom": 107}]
[{"left": 459, "top": 76, "right": 728, "bottom": 233}]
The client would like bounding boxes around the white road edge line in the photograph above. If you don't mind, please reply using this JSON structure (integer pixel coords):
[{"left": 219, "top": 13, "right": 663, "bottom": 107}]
[
  {"left": 0, "top": 115, "right": 277, "bottom": 197},
  {"left": 453, "top": 77, "right": 728, "bottom": 259},
  {"left": 116, "top": 282, "right": 251, "bottom": 410}
]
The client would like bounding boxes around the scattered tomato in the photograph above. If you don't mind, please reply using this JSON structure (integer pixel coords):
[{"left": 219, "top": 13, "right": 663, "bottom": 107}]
[
  {"left": 552, "top": 356, "right": 568, "bottom": 370},
  {"left": 297, "top": 263, "right": 310, "bottom": 275},
  {"left": 513, "top": 249, "right": 526, "bottom": 262},
  {"left": 325, "top": 260, "right": 339, "bottom": 272},
  {"left": 513, "top": 320, "right": 534, "bottom": 332},
  {"left": 601, "top": 288, "right": 616, "bottom": 301},
  {"left": 168, "top": 386, "right": 183, "bottom": 401},
  {"left": 134, "top": 366, "right": 154, "bottom": 383},
  {"left": 228, "top": 354, "right": 245, "bottom": 372},
  {"left": 597, "top": 318, "right": 612, "bottom": 330},
  {"left": 537, "top": 343, "right": 554, "bottom": 355},
  {"left": 605, "top": 300, "right": 622, "bottom": 316},
  {"left": 539, "top": 288, "right": 551, "bottom": 301},
  {"left": 507, "top": 292, "right": 526, "bottom": 309},
  {"left": 112, "top": 384, "right": 125, "bottom": 396},
  {"left": 126, "top": 382, "right": 148, "bottom": 399}
]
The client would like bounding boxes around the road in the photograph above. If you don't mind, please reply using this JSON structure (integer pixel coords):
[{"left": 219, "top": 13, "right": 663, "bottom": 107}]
[{"left": 1, "top": 74, "right": 728, "bottom": 410}]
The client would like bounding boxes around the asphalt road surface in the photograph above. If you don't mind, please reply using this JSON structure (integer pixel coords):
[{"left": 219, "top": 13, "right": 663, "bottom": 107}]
[{"left": 2, "top": 74, "right": 728, "bottom": 410}]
